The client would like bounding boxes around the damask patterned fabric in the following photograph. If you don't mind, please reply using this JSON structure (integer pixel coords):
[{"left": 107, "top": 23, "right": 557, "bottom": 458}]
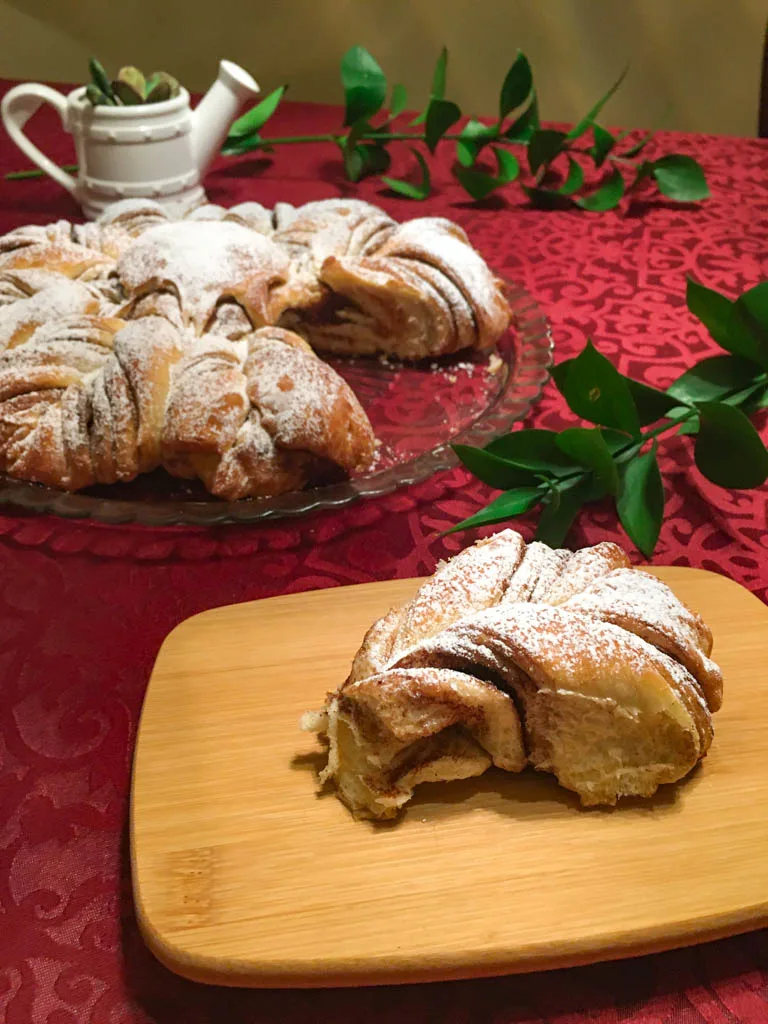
[{"left": 0, "top": 83, "right": 767, "bottom": 1023}]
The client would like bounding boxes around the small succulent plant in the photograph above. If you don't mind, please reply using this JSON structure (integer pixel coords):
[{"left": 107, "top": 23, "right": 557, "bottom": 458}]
[{"left": 85, "top": 58, "right": 181, "bottom": 107}]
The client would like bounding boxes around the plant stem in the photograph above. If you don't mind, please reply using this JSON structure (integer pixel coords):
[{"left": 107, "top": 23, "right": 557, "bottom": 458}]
[
  {"left": 5, "top": 129, "right": 483, "bottom": 180},
  {"left": 256, "top": 133, "right": 339, "bottom": 145},
  {"left": 6, "top": 163, "right": 78, "bottom": 181},
  {"left": 253, "top": 130, "right": 467, "bottom": 145},
  {"left": 534, "top": 375, "right": 768, "bottom": 495}
]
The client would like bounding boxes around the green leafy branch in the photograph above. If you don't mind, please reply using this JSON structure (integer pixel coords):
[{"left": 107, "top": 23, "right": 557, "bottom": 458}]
[
  {"left": 7, "top": 46, "right": 709, "bottom": 210},
  {"left": 220, "top": 44, "right": 708, "bottom": 209},
  {"left": 450, "top": 278, "right": 768, "bottom": 555}
]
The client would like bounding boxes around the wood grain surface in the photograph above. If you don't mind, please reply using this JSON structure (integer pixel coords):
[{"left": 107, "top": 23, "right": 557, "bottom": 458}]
[{"left": 130, "top": 567, "right": 768, "bottom": 988}]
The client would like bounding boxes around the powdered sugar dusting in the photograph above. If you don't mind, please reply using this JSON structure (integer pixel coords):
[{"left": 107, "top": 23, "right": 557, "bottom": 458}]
[
  {"left": 0, "top": 280, "right": 100, "bottom": 351},
  {"left": 351, "top": 531, "right": 721, "bottom": 718},
  {"left": 224, "top": 202, "right": 275, "bottom": 235},
  {"left": 0, "top": 196, "right": 514, "bottom": 499},
  {"left": 0, "top": 269, "right": 70, "bottom": 306},
  {"left": 567, "top": 569, "right": 702, "bottom": 640},
  {"left": 117, "top": 221, "right": 290, "bottom": 330},
  {"left": 0, "top": 220, "right": 74, "bottom": 253},
  {"left": 377, "top": 218, "right": 509, "bottom": 341},
  {"left": 97, "top": 199, "right": 170, "bottom": 236},
  {"left": 544, "top": 542, "right": 630, "bottom": 604},
  {"left": 316, "top": 531, "right": 722, "bottom": 816},
  {"left": 390, "top": 529, "right": 525, "bottom": 657},
  {"left": 565, "top": 567, "right": 722, "bottom": 709},
  {"left": 245, "top": 330, "right": 339, "bottom": 451},
  {"left": 501, "top": 541, "right": 571, "bottom": 604},
  {"left": 273, "top": 199, "right": 396, "bottom": 268},
  {"left": 395, "top": 601, "right": 684, "bottom": 711}
]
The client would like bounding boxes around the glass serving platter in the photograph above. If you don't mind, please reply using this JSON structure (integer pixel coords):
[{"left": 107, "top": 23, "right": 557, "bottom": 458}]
[{"left": 0, "top": 283, "right": 552, "bottom": 526}]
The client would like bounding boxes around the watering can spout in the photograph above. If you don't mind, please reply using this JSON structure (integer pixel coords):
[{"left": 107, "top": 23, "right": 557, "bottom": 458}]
[{"left": 191, "top": 60, "right": 260, "bottom": 174}]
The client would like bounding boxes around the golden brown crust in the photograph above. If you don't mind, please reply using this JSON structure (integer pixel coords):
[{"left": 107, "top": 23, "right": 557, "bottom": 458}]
[
  {"left": 0, "top": 315, "right": 184, "bottom": 490},
  {"left": 306, "top": 532, "right": 723, "bottom": 818},
  {"left": 0, "top": 239, "right": 114, "bottom": 281},
  {"left": 278, "top": 213, "right": 510, "bottom": 359},
  {"left": 0, "top": 276, "right": 102, "bottom": 352},
  {"left": 0, "top": 198, "right": 513, "bottom": 497},
  {"left": 564, "top": 567, "right": 722, "bottom": 711},
  {"left": 162, "top": 326, "right": 376, "bottom": 500}
]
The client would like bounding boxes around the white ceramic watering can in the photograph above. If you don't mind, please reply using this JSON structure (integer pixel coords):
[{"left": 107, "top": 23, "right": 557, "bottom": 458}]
[{"left": 1, "top": 60, "right": 260, "bottom": 219}]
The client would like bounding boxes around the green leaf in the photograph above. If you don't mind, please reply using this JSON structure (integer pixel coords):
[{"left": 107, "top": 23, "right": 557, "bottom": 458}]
[
  {"left": 117, "top": 65, "right": 145, "bottom": 90},
  {"left": 389, "top": 83, "right": 408, "bottom": 118},
  {"left": 342, "top": 144, "right": 363, "bottom": 182},
  {"left": 499, "top": 51, "right": 534, "bottom": 118},
  {"left": 733, "top": 282, "right": 768, "bottom": 366},
  {"left": 651, "top": 155, "right": 709, "bottom": 202},
  {"left": 625, "top": 378, "right": 679, "bottom": 425},
  {"left": 112, "top": 79, "right": 143, "bottom": 105},
  {"left": 89, "top": 57, "right": 114, "bottom": 101},
  {"left": 411, "top": 46, "right": 448, "bottom": 125},
  {"left": 381, "top": 147, "right": 431, "bottom": 200},
  {"left": 744, "top": 386, "right": 768, "bottom": 412},
  {"left": 551, "top": 340, "right": 641, "bottom": 436},
  {"left": 456, "top": 119, "right": 497, "bottom": 167},
  {"left": 229, "top": 85, "right": 286, "bottom": 138},
  {"left": 738, "top": 282, "right": 768, "bottom": 332},
  {"left": 341, "top": 46, "right": 387, "bottom": 126},
  {"left": 453, "top": 147, "right": 519, "bottom": 200},
  {"left": 558, "top": 157, "right": 584, "bottom": 195},
  {"left": 452, "top": 444, "right": 538, "bottom": 490},
  {"left": 677, "top": 415, "right": 700, "bottom": 436},
  {"left": 446, "top": 487, "right": 542, "bottom": 534},
  {"left": 425, "top": 98, "right": 461, "bottom": 153},
  {"left": 616, "top": 442, "right": 664, "bottom": 557},
  {"left": 493, "top": 147, "right": 519, "bottom": 182},
  {"left": 686, "top": 278, "right": 734, "bottom": 349},
  {"left": 687, "top": 278, "right": 768, "bottom": 368},
  {"left": 359, "top": 143, "right": 390, "bottom": 176},
  {"left": 85, "top": 84, "right": 108, "bottom": 107},
  {"left": 144, "top": 79, "right": 172, "bottom": 104},
  {"left": 723, "top": 381, "right": 768, "bottom": 408},
  {"left": 527, "top": 129, "right": 567, "bottom": 174},
  {"left": 430, "top": 45, "right": 448, "bottom": 100},
  {"left": 503, "top": 94, "right": 540, "bottom": 143},
  {"left": 667, "top": 354, "right": 764, "bottom": 405},
  {"left": 143, "top": 72, "right": 161, "bottom": 96},
  {"left": 629, "top": 160, "right": 654, "bottom": 192},
  {"left": 116, "top": 64, "right": 145, "bottom": 93},
  {"left": 343, "top": 141, "right": 390, "bottom": 182},
  {"left": 590, "top": 124, "right": 615, "bottom": 167},
  {"left": 452, "top": 167, "right": 496, "bottom": 201},
  {"left": 694, "top": 401, "right": 768, "bottom": 488},
  {"left": 567, "top": 65, "right": 629, "bottom": 140},
  {"left": 535, "top": 478, "right": 596, "bottom": 548},
  {"left": 601, "top": 427, "right": 637, "bottom": 456},
  {"left": 486, "top": 428, "right": 579, "bottom": 476},
  {"left": 556, "top": 427, "right": 619, "bottom": 495},
  {"left": 574, "top": 168, "right": 625, "bottom": 211},
  {"left": 621, "top": 130, "right": 653, "bottom": 158},
  {"left": 113, "top": 67, "right": 145, "bottom": 105}
]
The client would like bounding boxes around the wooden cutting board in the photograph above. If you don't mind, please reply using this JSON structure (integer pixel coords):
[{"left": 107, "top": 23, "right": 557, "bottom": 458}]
[{"left": 131, "top": 567, "right": 768, "bottom": 988}]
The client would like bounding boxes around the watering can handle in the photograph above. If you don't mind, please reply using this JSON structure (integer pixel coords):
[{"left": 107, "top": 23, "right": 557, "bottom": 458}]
[{"left": 1, "top": 83, "right": 78, "bottom": 194}]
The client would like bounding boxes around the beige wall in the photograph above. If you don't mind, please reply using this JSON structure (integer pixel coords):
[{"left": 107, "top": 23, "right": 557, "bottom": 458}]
[{"left": 0, "top": 0, "right": 764, "bottom": 136}]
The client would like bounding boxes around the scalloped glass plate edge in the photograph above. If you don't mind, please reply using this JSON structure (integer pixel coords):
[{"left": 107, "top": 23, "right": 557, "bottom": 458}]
[{"left": 0, "top": 283, "right": 553, "bottom": 526}]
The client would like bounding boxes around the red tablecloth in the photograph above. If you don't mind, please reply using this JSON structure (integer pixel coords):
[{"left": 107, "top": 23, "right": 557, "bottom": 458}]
[{"left": 1, "top": 81, "right": 768, "bottom": 1023}]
